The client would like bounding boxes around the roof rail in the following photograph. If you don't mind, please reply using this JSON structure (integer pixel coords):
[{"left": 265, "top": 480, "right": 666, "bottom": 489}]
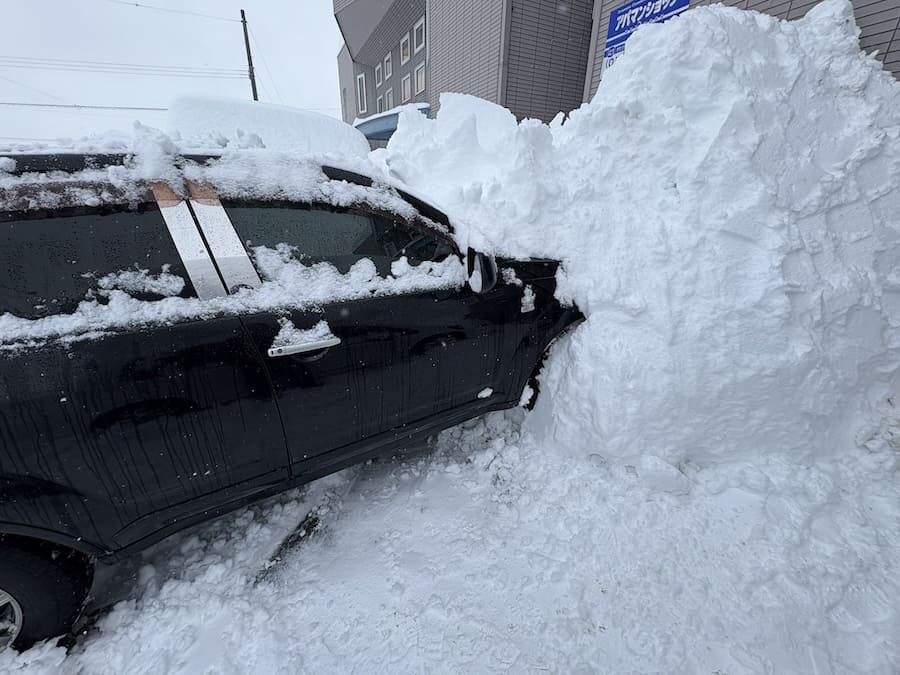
[{"left": 0, "top": 153, "right": 129, "bottom": 175}]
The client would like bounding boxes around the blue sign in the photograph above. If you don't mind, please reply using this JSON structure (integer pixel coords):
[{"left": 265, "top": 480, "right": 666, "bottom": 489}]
[{"left": 603, "top": 0, "right": 690, "bottom": 71}]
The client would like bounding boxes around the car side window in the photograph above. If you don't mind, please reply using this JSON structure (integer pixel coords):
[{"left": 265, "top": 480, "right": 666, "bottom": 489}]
[
  {"left": 221, "top": 200, "right": 454, "bottom": 278},
  {"left": 0, "top": 202, "right": 196, "bottom": 320}
]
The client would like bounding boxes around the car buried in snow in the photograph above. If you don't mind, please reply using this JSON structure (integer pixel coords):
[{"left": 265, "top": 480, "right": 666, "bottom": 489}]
[{"left": 0, "top": 152, "right": 581, "bottom": 650}]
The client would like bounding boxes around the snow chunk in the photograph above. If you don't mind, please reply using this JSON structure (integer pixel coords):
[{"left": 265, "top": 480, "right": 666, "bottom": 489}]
[
  {"left": 96, "top": 265, "right": 185, "bottom": 297},
  {"left": 520, "top": 285, "right": 535, "bottom": 313},
  {"left": 477, "top": 387, "right": 493, "bottom": 399},
  {"left": 270, "top": 319, "right": 335, "bottom": 350}
]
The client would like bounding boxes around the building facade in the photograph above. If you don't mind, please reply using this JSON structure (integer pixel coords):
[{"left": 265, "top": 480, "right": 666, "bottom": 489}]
[
  {"left": 336, "top": 0, "right": 899, "bottom": 131},
  {"left": 335, "top": 0, "right": 429, "bottom": 125}
]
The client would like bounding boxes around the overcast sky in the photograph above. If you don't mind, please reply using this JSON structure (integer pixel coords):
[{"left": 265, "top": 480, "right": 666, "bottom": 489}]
[{"left": 1, "top": 0, "right": 344, "bottom": 142}]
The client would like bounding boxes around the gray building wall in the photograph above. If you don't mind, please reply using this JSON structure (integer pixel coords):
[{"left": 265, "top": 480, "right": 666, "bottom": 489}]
[
  {"left": 505, "top": 0, "right": 595, "bottom": 121},
  {"left": 338, "top": 44, "right": 355, "bottom": 124},
  {"left": 426, "top": 0, "right": 507, "bottom": 113},
  {"left": 584, "top": 0, "right": 900, "bottom": 100}
]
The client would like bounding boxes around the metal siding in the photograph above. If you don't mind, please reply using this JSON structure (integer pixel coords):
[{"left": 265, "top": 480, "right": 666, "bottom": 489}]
[
  {"left": 585, "top": 0, "right": 900, "bottom": 100},
  {"left": 503, "top": 0, "right": 595, "bottom": 121},
  {"left": 427, "top": 0, "right": 507, "bottom": 113},
  {"left": 337, "top": 45, "right": 356, "bottom": 124},
  {"left": 341, "top": 0, "right": 429, "bottom": 120},
  {"left": 357, "top": 0, "right": 426, "bottom": 64}
]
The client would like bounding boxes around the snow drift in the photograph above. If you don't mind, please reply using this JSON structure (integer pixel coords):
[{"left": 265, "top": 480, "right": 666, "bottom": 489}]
[{"left": 380, "top": 0, "right": 900, "bottom": 467}]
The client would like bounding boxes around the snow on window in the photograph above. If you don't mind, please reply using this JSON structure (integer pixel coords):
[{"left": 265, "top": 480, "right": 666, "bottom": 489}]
[
  {"left": 0, "top": 253, "right": 465, "bottom": 351},
  {"left": 96, "top": 265, "right": 186, "bottom": 297}
]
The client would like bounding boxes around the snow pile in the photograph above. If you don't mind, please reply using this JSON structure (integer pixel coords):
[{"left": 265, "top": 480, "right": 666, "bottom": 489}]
[
  {"left": 381, "top": 0, "right": 900, "bottom": 467},
  {"left": 167, "top": 96, "right": 370, "bottom": 158}
]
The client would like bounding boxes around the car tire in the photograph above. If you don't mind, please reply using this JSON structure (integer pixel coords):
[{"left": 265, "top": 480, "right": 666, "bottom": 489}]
[{"left": 0, "top": 543, "right": 90, "bottom": 651}]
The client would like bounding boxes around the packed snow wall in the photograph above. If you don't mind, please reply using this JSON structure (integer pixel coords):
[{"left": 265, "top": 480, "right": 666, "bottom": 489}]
[{"left": 378, "top": 0, "right": 900, "bottom": 466}]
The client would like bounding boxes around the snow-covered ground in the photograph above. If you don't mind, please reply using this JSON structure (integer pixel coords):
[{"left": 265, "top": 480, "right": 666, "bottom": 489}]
[{"left": 3, "top": 0, "right": 899, "bottom": 672}]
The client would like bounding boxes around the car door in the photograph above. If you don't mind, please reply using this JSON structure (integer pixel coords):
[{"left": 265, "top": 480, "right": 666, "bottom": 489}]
[
  {"left": 204, "top": 196, "right": 527, "bottom": 471},
  {"left": 0, "top": 186, "right": 289, "bottom": 550}
]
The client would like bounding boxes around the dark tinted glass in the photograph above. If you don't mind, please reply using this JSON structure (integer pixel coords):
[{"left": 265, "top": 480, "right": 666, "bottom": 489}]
[
  {"left": 0, "top": 203, "right": 196, "bottom": 319},
  {"left": 223, "top": 201, "right": 453, "bottom": 277}
]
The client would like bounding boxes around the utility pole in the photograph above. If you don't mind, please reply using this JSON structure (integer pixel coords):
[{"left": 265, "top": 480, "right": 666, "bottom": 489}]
[{"left": 240, "top": 9, "right": 259, "bottom": 101}]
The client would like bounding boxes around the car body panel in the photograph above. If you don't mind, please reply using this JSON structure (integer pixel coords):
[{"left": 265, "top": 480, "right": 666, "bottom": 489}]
[{"left": 0, "top": 152, "right": 582, "bottom": 573}]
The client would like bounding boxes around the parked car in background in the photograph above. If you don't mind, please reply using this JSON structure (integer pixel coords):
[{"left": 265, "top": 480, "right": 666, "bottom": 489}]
[{"left": 0, "top": 152, "right": 581, "bottom": 650}]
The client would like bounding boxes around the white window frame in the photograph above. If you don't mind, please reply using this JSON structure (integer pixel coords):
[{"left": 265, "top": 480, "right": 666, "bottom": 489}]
[
  {"left": 355, "top": 73, "right": 367, "bottom": 114},
  {"left": 384, "top": 53, "right": 392, "bottom": 79},
  {"left": 414, "top": 62, "right": 425, "bottom": 95},
  {"left": 401, "top": 73, "right": 411, "bottom": 103},
  {"left": 400, "top": 32, "right": 411, "bottom": 66},
  {"left": 375, "top": 63, "right": 382, "bottom": 87},
  {"left": 413, "top": 16, "right": 426, "bottom": 54},
  {"left": 376, "top": 95, "right": 384, "bottom": 113},
  {"left": 385, "top": 87, "right": 394, "bottom": 110}
]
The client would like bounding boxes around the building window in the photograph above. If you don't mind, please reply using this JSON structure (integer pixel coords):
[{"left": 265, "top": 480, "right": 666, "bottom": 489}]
[
  {"left": 400, "top": 32, "right": 410, "bottom": 65},
  {"left": 376, "top": 96, "right": 384, "bottom": 113},
  {"left": 414, "top": 62, "right": 425, "bottom": 95},
  {"left": 401, "top": 73, "right": 411, "bottom": 102},
  {"left": 384, "top": 53, "right": 392, "bottom": 79},
  {"left": 375, "top": 63, "right": 382, "bottom": 87},
  {"left": 356, "top": 73, "right": 366, "bottom": 114},
  {"left": 413, "top": 16, "right": 425, "bottom": 54},
  {"left": 385, "top": 88, "right": 394, "bottom": 109}
]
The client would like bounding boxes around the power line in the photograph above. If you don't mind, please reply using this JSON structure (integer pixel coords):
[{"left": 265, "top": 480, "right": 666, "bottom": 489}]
[
  {"left": 0, "top": 100, "right": 341, "bottom": 113},
  {"left": 0, "top": 101, "right": 167, "bottom": 112},
  {"left": 102, "top": 0, "right": 239, "bottom": 23},
  {"left": 249, "top": 28, "right": 284, "bottom": 105},
  {"left": 0, "top": 55, "right": 245, "bottom": 76},
  {"left": 0, "top": 74, "right": 69, "bottom": 104},
  {"left": 0, "top": 63, "right": 245, "bottom": 80}
]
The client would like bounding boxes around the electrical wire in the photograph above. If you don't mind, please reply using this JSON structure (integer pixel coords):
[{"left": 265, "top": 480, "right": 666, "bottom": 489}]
[
  {"left": 248, "top": 28, "right": 284, "bottom": 105},
  {"left": 0, "top": 74, "right": 69, "bottom": 104},
  {"left": 0, "top": 63, "right": 245, "bottom": 80},
  {"left": 0, "top": 55, "right": 244, "bottom": 76},
  {"left": 0, "top": 102, "right": 167, "bottom": 112},
  {"left": 102, "top": 0, "right": 240, "bottom": 23}
]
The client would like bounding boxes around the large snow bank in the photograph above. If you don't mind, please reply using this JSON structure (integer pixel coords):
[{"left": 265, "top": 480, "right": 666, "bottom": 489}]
[{"left": 380, "top": 0, "right": 900, "bottom": 467}]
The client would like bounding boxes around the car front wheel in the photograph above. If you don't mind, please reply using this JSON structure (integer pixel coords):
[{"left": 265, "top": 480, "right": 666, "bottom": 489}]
[{"left": 0, "top": 543, "right": 90, "bottom": 652}]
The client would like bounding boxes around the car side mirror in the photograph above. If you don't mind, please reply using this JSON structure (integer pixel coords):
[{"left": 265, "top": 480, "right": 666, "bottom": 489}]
[{"left": 467, "top": 247, "right": 497, "bottom": 294}]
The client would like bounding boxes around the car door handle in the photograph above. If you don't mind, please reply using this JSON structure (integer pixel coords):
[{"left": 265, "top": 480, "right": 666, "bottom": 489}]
[{"left": 267, "top": 336, "right": 342, "bottom": 358}]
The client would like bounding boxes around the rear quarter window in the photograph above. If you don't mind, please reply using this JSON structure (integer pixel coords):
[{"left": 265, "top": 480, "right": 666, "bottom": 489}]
[{"left": 0, "top": 202, "right": 196, "bottom": 320}]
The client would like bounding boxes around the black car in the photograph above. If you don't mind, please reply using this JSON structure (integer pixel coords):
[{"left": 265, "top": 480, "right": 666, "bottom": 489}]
[{"left": 0, "top": 151, "right": 581, "bottom": 650}]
